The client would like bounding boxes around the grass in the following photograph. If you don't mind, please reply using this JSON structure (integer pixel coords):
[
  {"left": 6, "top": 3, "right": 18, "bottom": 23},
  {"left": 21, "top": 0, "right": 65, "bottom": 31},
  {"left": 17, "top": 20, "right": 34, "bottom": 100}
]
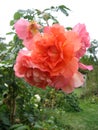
[
  {"left": 64, "top": 100, "right": 98, "bottom": 130},
  {"left": 36, "top": 97, "right": 98, "bottom": 130},
  {"left": 62, "top": 87, "right": 98, "bottom": 130}
]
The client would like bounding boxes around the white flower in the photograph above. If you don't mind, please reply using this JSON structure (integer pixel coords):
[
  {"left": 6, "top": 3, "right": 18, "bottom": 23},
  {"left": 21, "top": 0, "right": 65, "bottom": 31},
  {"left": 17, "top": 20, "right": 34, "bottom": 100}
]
[{"left": 34, "top": 94, "right": 41, "bottom": 102}]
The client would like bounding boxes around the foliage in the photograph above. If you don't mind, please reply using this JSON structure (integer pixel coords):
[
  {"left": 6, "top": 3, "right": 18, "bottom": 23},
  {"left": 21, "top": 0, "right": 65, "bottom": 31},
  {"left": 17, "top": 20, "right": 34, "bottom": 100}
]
[
  {"left": 88, "top": 39, "right": 98, "bottom": 63},
  {"left": 79, "top": 39, "right": 98, "bottom": 98},
  {"left": 0, "top": 104, "right": 11, "bottom": 130},
  {"left": 9, "top": 124, "right": 30, "bottom": 130},
  {"left": 10, "top": 5, "right": 70, "bottom": 27}
]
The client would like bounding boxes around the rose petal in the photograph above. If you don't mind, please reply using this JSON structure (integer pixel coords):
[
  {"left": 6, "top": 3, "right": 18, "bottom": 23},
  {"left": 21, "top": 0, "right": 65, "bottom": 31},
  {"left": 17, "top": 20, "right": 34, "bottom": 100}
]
[{"left": 79, "top": 62, "right": 93, "bottom": 71}]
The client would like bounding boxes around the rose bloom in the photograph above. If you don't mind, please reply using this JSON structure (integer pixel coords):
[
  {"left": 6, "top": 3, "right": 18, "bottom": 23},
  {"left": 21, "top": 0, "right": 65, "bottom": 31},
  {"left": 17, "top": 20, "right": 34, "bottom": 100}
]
[
  {"left": 14, "top": 20, "right": 93, "bottom": 93},
  {"left": 29, "top": 24, "right": 84, "bottom": 93}
]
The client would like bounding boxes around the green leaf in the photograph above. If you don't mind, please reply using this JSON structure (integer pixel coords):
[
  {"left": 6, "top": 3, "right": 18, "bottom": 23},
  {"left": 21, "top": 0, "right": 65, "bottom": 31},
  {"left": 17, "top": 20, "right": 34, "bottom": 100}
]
[
  {"left": 10, "top": 124, "right": 23, "bottom": 130},
  {"left": 59, "top": 5, "right": 70, "bottom": 11},
  {"left": 9, "top": 124, "right": 30, "bottom": 130},
  {"left": 59, "top": 8, "right": 68, "bottom": 16},
  {"left": 66, "top": 27, "right": 72, "bottom": 30},
  {"left": 14, "top": 12, "right": 22, "bottom": 20},
  {"left": 6, "top": 32, "right": 15, "bottom": 35},
  {"left": 15, "top": 125, "right": 30, "bottom": 130},
  {"left": 10, "top": 20, "right": 15, "bottom": 26},
  {"left": 58, "top": 5, "right": 70, "bottom": 16},
  {"left": 34, "top": 123, "right": 43, "bottom": 129}
]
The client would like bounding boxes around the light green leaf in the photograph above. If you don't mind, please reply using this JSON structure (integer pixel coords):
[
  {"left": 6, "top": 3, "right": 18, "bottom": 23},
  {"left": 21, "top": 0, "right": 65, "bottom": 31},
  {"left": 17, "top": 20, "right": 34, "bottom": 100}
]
[{"left": 14, "top": 12, "right": 22, "bottom": 20}]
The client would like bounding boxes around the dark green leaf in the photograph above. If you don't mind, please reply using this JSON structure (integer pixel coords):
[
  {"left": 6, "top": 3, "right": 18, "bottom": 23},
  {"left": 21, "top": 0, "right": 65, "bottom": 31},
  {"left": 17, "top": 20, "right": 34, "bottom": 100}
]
[
  {"left": 59, "top": 8, "right": 69, "bottom": 16},
  {"left": 58, "top": 5, "right": 70, "bottom": 16},
  {"left": 66, "top": 27, "right": 72, "bottom": 30},
  {"left": 59, "top": 5, "right": 71, "bottom": 11}
]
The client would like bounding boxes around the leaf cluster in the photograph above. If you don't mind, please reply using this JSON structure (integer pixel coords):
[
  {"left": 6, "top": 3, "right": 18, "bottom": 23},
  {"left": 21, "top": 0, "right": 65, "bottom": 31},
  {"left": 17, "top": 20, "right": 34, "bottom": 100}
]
[{"left": 10, "top": 5, "right": 70, "bottom": 27}]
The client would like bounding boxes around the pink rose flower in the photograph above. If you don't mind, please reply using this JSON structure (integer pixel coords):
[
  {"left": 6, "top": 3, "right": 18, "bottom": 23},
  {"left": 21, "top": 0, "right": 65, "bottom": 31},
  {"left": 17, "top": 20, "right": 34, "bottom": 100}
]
[
  {"left": 14, "top": 18, "right": 30, "bottom": 40},
  {"left": 14, "top": 19, "right": 40, "bottom": 50},
  {"left": 73, "top": 23, "right": 90, "bottom": 58}
]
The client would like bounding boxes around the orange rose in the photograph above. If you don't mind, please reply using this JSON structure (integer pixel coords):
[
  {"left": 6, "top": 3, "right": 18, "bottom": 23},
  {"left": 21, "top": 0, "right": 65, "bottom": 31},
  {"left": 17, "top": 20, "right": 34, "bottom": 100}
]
[{"left": 31, "top": 24, "right": 81, "bottom": 78}]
